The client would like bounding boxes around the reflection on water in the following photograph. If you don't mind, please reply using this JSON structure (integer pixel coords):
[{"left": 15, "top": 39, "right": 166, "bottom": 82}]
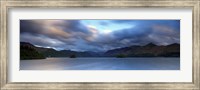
[{"left": 20, "top": 57, "right": 180, "bottom": 70}]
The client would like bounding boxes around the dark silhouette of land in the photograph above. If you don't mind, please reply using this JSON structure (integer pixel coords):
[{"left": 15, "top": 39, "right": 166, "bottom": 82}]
[{"left": 20, "top": 42, "right": 180, "bottom": 60}]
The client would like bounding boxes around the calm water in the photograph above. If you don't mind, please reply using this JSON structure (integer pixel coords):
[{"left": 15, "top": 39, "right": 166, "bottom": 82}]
[{"left": 20, "top": 57, "right": 180, "bottom": 70}]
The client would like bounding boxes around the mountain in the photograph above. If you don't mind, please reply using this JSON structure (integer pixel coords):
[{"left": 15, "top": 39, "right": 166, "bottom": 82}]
[
  {"left": 20, "top": 42, "right": 180, "bottom": 60},
  {"left": 20, "top": 42, "right": 101, "bottom": 59},
  {"left": 20, "top": 42, "right": 46, "bottom": 60},
  {"left": 105, "top": 43, "right": 180, "bottom": 57}
]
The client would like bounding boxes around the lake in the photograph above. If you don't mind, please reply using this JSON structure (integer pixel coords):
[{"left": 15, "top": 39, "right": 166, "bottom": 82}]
[{"left": 20, "top": 57, "right": 180, "bottom": 70}]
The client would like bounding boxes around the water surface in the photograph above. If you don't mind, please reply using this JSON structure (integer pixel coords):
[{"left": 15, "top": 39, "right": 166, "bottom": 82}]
[{"left": 20, "top": 57, "right": 180, "bottom": 70}]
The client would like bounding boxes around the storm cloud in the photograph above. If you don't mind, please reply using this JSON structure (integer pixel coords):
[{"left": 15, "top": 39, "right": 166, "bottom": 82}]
[{"left": 20, "top": 20, "right": 180, "bottom": 52}]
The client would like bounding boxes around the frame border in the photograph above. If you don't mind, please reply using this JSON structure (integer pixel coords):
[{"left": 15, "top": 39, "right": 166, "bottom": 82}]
[{"left": 1, "top": 0, "right": 200, "bottom": 89}]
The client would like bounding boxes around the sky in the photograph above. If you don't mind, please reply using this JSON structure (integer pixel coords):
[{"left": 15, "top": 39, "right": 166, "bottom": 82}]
[{"left": 20, "top": 20, "right": 180, "bottom": 52}]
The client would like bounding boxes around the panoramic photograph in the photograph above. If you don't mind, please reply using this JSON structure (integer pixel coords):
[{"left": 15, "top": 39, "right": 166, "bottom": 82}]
[{"left": 20, "top": 20, "right": 180, "bottom": 70}]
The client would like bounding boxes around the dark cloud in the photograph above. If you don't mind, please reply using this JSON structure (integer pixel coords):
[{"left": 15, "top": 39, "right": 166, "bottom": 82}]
[
  {"left": 81, "top": 20, "right": 180, "bottom": 51},
  {"left": 20, "top": 20, "right": 43, "bottom": 34},
  {"left": 20, "top": 20, "right": 94, "bottom": 49},
  {"left": 20, "top": 20, "right": 180, "bottom": 52},
  {"left": 56, "top": 20, "right": 90, "bottom": 34}
]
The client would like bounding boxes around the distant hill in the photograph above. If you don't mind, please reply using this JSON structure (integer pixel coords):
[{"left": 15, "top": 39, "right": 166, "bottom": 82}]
[
  {"left": 20, "top": 42, "right": 102, "bottom": 60},
  {"left": 20, "top": 42, "right": 180, "bottom": 60},
  {"left": 105, "top": 43, "right": 180, "bottom": 57},
  {"left": 20, "top": 42, "right": 46, "bottom": 60}
]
